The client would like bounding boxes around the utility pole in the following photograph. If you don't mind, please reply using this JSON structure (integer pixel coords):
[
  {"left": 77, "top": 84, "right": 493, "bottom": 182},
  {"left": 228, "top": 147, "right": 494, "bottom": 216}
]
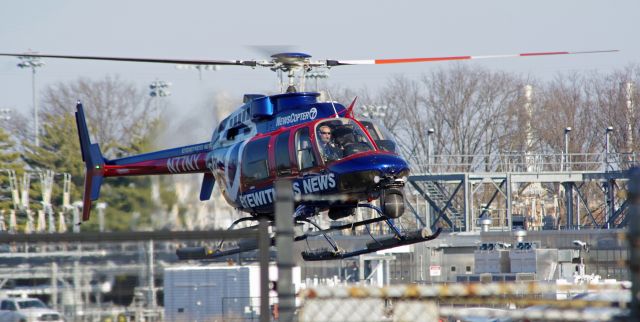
[{"left": 17, "top": 55, "right": 44, "bottom": 147}]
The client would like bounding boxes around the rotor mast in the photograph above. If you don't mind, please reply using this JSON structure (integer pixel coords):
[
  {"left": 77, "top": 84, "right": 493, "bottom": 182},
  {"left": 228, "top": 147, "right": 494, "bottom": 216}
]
[{"left": 268, "top": 53, "right": 317, "bottom": 93}]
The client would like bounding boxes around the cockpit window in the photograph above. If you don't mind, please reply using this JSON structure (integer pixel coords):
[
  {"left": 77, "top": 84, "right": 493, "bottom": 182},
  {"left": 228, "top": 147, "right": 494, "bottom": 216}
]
[
  {"left": 315, "top": 119, "right": 374, "bottom": 162},
  {"left": 359, "top": 119, "right": 398, "bottom": 153}
]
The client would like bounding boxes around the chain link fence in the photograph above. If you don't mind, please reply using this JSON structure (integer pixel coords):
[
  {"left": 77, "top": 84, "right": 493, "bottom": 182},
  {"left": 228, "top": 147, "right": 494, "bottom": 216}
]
[{"left": 298, "top": 282, "right": 629, "bottom": 322}]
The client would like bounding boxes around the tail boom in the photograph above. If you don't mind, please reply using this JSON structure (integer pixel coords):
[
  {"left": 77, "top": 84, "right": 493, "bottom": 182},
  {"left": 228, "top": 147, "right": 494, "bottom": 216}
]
[
  {"left": 76, "top": 101, "right": 213, "bottom": 221},
  {"left": 103, "top": 147, "right": 211, "bottom": 177}
]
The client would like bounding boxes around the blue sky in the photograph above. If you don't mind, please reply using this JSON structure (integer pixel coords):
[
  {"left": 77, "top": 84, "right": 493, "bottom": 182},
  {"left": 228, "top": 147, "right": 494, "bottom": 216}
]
[{"left": 1, "top": 0, "right": 638, "bottom": 139}]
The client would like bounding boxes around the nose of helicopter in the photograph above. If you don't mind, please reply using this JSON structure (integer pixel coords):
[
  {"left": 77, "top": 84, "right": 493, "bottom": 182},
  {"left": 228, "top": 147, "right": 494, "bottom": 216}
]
[
  {"left": 371, "top": 153, "right": 410, "bottom": 178},
  {"left": 329, "top": 153, "right": 410, "bottom": 179}
]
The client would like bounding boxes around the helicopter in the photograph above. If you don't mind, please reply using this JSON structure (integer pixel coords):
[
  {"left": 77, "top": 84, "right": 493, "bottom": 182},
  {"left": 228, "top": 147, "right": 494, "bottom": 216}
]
[{"left": 0, "top": 49, "right": 617, "bottom": 260}]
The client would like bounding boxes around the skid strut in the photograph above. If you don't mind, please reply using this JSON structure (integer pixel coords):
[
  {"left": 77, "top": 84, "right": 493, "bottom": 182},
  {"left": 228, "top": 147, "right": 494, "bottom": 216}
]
[{"left": 176, "top": 216, "right": 265, "bottom": 260}]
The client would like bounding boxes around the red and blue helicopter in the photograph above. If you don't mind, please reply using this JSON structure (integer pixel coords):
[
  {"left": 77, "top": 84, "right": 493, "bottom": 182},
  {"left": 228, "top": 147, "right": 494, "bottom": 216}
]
[{"left": 0, "top": 49, "right": 617, "bottom": 260}]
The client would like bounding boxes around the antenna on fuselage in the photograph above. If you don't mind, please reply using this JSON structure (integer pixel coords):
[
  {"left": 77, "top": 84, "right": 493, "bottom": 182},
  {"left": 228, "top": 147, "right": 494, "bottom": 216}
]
[{"left": 326, "top": 90, "right": 340, "bottom": 118}]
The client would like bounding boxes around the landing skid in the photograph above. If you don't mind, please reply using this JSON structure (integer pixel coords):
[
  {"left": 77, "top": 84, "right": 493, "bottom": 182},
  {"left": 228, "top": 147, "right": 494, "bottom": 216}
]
[
  {"left": 301, "top": 227, "right": 441, "bottom": 261},
  {"left": 175, "top": 204, "right": 441, "bottom": 261},
  {"left": 301, "top": 204, "right": 442, "bottom": 261}
]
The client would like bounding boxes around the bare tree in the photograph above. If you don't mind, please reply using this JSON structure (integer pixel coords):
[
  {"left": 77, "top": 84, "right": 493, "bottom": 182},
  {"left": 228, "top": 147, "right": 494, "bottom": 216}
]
[
  {"left": 372, "top": 75, "right": 428, "bottom": 171},
  {"left": 39, "top": 76, "right": 158, "bottom": 158},
  {"left": 419, "top": 64, "right": 525, "bottom": 172},
  {"left": 533, "top": 72, "right": 602, "bottom": 170},
  {"left": 590, "top": 64, "right": 640, "bottom": 156}
]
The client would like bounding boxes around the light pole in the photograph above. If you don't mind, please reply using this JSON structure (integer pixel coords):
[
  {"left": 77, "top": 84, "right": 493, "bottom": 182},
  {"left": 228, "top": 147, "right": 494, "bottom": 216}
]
[
  {"left": 149, "top": 80, "right": 171, "bottom": 98},
  {"left": 304, "top": 71, "right": 330, "bottom": 92},
  {"left": 0, "top": 108, "right": 11, "bottom": 121},
  {"left": 175, "top": 64, "right": 219, "bottom": 81},
  {"left": 361, "top": 105, "right": 388, "bottom": 119},
  {"left": 563, "top": 127, "right": 572, "bottom": 171},
  {"left": 17, "top": 55, "right": 44, "bottom": 147},
  {"left": 427, "top": 128, "right": 435, "bottom": 172},
  {"left": 605, "top": 126, "right": 614, "bottom": 170},
  {"left": 149, "top": 80, "right": 171, "bottom": 118}
]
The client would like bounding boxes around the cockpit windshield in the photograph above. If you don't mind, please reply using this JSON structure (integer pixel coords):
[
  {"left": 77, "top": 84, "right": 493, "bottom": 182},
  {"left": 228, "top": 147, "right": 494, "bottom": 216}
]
[
  {"left": 315, "top": 118, "right": 374, "bottom": 162},
  {"left": 359, "top": 119, "right": 398, "bottom": 153}
]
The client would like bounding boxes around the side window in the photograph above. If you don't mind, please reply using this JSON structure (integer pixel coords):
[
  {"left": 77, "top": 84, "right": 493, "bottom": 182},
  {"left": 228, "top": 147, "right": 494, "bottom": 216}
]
[
  {"left": 295, "top": 127, "right": 317, "bottom": 170},
  {"left": 275, "top": 132, "right": 291, "bottom": 175},
  {"left": 1, "top": 301, "right": 16, "bottom": 311},
  {"left": 242, "top": 138, "right": 270, "bottom": 185}
]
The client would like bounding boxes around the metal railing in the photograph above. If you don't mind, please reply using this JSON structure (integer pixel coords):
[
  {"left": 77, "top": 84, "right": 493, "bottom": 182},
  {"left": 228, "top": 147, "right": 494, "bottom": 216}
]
[{"left": 412, "top": 152, "right": 639, "bottom": 173}]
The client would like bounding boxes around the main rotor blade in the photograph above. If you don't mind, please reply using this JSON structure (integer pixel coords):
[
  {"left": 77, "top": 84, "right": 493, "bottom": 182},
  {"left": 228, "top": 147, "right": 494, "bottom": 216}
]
[
  {"left": 0, "top": 52, "right": 258, "bottom": 67},
  {"left": 327, "top": 49, "right": 619, "bottom": 66}
]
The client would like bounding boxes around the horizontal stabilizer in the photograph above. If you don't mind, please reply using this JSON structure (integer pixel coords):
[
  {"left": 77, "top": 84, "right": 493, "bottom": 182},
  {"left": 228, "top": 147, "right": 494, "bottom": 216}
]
[{"left": 200, "top": 173, "right": 215, "bottom": 201}]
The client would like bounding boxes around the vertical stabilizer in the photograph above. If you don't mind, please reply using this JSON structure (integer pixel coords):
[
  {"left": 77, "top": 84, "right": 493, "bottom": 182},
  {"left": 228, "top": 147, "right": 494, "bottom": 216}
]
[{"left": 75, "top": 101, "right": 105, "bottom": 221}]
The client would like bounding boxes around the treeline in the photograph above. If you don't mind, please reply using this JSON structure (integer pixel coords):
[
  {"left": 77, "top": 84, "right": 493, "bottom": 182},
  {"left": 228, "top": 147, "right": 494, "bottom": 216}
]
[{"left": 0, "top": 76, "right": 166, "bottom": 231}]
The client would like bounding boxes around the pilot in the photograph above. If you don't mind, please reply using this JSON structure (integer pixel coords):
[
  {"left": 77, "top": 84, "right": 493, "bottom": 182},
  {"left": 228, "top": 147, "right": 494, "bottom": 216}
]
[{"left": 317, "top": 125, "right": 342, "bottom": 161}]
